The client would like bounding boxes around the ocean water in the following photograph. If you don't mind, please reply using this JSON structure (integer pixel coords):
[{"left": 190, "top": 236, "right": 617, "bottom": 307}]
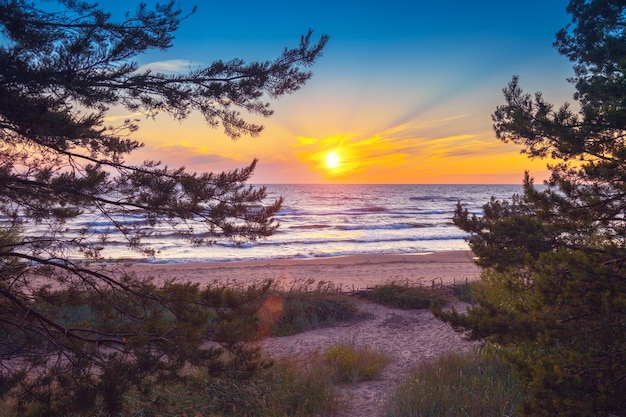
[{"left": 65, "top": 183, "right": 523, "bottom": 263}]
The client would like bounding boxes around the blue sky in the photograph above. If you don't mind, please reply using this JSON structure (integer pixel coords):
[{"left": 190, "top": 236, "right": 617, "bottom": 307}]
[{"left": 108, "top": 0, "right": 575, "bottom": 183}]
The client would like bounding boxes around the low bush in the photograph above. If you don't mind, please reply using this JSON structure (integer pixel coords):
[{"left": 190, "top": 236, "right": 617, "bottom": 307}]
[
  {"left": 365, "top": 283, "right": 449, "bottom": 309},
  {"left": 123, "top": 357, "right": 338, "bottom": 417},
  {"left": 449, "top": 280, "right": 482, "bottom": 303},
  {"left": 325, "top": 341, "right": 390, "bottom": 385},
  {"left": 271, "top": 289, "right": 358, "bottom": 336},
  {"left": 384, "top": 350, "right": 522, "bottom": 417}
]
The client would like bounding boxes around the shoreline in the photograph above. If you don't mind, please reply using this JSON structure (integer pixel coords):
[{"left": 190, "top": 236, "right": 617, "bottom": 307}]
[{"left": 126, "top": 250, "right": 480, "bottom": 290}]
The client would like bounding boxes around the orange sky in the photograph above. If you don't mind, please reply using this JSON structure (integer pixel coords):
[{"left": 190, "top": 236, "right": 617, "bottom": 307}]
[
  {"left": 112, "top": 1, "right": 574, "bottom": 185},
  {"left": 121, "top": 75, "right": 571, "bottom": 184}
]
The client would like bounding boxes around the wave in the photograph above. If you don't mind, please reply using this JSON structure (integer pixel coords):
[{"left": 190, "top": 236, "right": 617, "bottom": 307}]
[
  {"left": 276, "top": 209, "right": 451, "bottom": 218},
  {"left": 288, "top": 224, "right": 332, "bottom": 230},
  {"left": 409, "top": 196, "right": 460, "bottom": 202},
  {"left": 348, "top": 206, "right": 387, "bottom": 213},
  {"left": 47, "top": 217, "right": 456, "bottom": 240},
  {"left": 212, "top": 232, "right": 469, "bottom": 248},
  {"left": 336, "top": 222, "right": 429, "bottom": 231},
  {"left": 129, "top": 247, "right": 453, "bottom": 264}
]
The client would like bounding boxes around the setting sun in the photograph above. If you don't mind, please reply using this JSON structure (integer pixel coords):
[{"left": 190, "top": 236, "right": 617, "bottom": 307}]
[{"left": 326, "top": 151, "right": 340, "bottom": 169}]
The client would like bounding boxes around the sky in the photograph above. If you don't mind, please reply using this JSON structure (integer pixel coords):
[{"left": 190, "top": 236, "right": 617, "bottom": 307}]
[{"left": 109, "top": 0, "right": 575, "bottom": 184}]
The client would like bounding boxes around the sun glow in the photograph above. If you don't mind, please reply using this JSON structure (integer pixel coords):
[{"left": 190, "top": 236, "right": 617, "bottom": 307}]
[{"left": 325, "top": 151, "right": 340, "bottom": 169}]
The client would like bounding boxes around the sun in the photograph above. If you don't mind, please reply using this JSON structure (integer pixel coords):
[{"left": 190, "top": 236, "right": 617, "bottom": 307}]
[{"left": 325, "top": 151, "right": 340, "bottom": 169}]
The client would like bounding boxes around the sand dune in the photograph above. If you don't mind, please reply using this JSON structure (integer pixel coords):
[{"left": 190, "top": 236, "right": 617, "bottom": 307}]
[{"left": 129, "top": 250, "right": 479, "bottom": 417}]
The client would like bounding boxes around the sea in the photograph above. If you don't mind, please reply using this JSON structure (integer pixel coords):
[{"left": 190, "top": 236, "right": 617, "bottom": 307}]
[{"left": 64, "top": 184, "right": 524, "bottom": 264}]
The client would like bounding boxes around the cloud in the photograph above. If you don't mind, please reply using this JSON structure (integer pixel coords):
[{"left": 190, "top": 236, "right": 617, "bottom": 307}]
[
  {"left": 103, "top": 112, "right": 145, "bottom": 123},
  {"left": 295, "top": 118, "right": 521, "bottom": 181},
  {"left": 136, "top": 60, "right": 201, "bottom": 74},
  {"left": 299, "top": 132, "right": 420, "bottom": 178},
  {"left": 294, "top": 136, "right": 318, "bottom": 146},
  {"left": 426, "top": 135, "right": 515, "bottom": 158},
  {"left": 127, "top": 142, "right": 252, "bottom": 172}
]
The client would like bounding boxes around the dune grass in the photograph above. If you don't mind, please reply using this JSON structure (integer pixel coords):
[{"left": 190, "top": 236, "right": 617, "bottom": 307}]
[
  {"left": 120, "top": 341, "right": 388, "bottom": 416},
  {"left": 2, "top": 278, "right": 488, "bottom": 416},
  {"left": 384, "top": 350, "right": 523, "bottom": 417},
  {"left": 449, "top": 280, "right": 481, "bottom": 303},
  {"left": 364, "top": 282, "right": 450, "bottom": 309},
  {"left": 3, "top": 355, "right": 340, "bottom": 417},
  {"left": 272, "top": 289, "right": 359, "bottom": 336},
  {"left": 73, "top": 341, "right": 388, "bottom": 417},
  {"left": 325, "top": 341, "right": 391, "bottom": 385},
  {"left": 119, "top": 355, "right": 339, "bottom": 417}
]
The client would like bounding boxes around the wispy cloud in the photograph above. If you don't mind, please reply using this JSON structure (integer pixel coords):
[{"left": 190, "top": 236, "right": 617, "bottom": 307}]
[
  {"left": 294, "top": 136, "right": 318, "bottom": 146},
  {"left": 103, "top": 112, "right": 145, "bottom": 122},
  {"left": 127, "top": 142, "right": 249, "bottom": 172},
  {"left": 136, "top": 60, "right": 202, "bottom": 74},
  {"left": 295, "top": 117, "right": 517, "bottom": 180}
]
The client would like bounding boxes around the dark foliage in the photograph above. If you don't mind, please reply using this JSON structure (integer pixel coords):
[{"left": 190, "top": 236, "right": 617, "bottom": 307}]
[
  {"left": 436, "top": 1, "right": 626, "bottom": 416},
  {"left": 0, "top": 1, "right": 327, "bottom": 414},
  {"left": 365, "top": 283, "right": 449, "bottom": 310}
]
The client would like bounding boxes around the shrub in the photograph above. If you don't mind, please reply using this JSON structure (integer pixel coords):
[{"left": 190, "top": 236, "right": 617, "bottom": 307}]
[
  {"left": 325, "top": 341, "right": 390, "bottom": 385},
  {"left": 385, "top": 350, "right": 522, "bottom": 417},
  {"left": 365, "top": 283, "right": 449, "bottom": 310},
  {"left": 272, "top": 290, "right": 358, "bottom": 336},
  {"left": 450, "top": 280, "right": 482, "bottom": 303}
]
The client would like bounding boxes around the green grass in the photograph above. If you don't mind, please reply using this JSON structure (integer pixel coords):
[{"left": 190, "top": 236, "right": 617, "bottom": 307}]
[
  {"left": 364, "top": 283, "right": 450, "bottom": 309},
  {"left": 3, "top": 357, "right": 339, "bottom": 417},
  {"left": 325, "top": 341, "right": 391, "bottom": 385},
  {"left": 270, "top": 287, "right": 359, "bottom": 336},
  {"left": 2, "top": 279, "right": 490, "bottom": 416},
  {"left": 117, "top": 341, "right": 389, "bottom": 416},
  {"left": 120, "top": 357, "right": 339, "bottom": 417},
  {"left": 449, "top": 280, "right": 482, "bottom": 303},
  {"left": 0, "top": 283, "right": 363, "bottom": 417},
  {"left": 45, "top": 342, "right": 389, "bottom": 417},
  {"left": 384, "top": 350, "right": 523, "bottom": 417},
  {"left": 124, "top": 340, "right": 390, "bottom": 416}
]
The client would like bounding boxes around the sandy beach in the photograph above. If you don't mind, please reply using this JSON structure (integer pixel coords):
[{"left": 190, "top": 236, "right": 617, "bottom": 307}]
[
  {"left": 128, "top": 250, "right": 480, "bottom": 290},
  {"left": 128, "top": 250, "right": 480, "bottom": 417}
]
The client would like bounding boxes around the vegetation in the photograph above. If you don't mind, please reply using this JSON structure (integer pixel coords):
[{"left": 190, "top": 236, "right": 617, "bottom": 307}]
[
  {"left": 325, "top": 341, "right": 390, "bottom": 384},
  {"left": 0, "top": 281, "right": 365, "bottom": 416},
  {"left": 272, "top": 284, "right": 359, "bottom": 336},
  {"left": 0, "top": 0, "right": 328, "bottom": 414},
  {"left": 385, "top": 351, "right": 523, "bottom": 417},
  {"left": 364, "top": 282, "right": 450, "bottom": 310},
  {"left": 449, "top": 280, "right": 481, "bottom": 303},
  {"left": 0, "top": 269, "right": 489, "bottom": 415},
  {"left": 437, "top": 1, "right": 626, "bottom": 415},
  {"left": 1, "top": 354, "right": 339, "bottom": 417}
]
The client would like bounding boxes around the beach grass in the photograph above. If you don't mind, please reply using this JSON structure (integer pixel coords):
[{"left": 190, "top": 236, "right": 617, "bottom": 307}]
[
  {"left": 272, "top": 282, "right": 358, "bottom": 336},
  {"left": 449, "top": 280, "right": 482, "bottom": 303},
  {"left": 3, "top": 356, "right": 339, "bottom": 417},
  {"left": 110, "top": 354, "right": 339, "bottom": 417},
  {"left": 384, "top": 350, "right": 522, "bottom": 417},
  {"left": 67, "top": 341, "right": 388, "bottom": 417},
  {"left": 324, "top": 341, "right": 391, "bottom": 384},
  {"left": 2, "top": 275, "right": 482, "bottom": 416},
  {"left": 364, "top": 282, "right": 450, "bottom": 309}
]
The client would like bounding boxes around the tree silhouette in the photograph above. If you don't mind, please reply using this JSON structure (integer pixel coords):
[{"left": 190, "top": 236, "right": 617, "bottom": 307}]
[
  {"left": 439, "top": 1, "right": 626, "bottom": 416},
  {"left": 0, "top": 1, "right": 327, "bottom": 414}
]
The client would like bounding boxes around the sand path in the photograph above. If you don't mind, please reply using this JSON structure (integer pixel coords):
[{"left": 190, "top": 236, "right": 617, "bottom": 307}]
[{"left": 260, "top": 299, "right": 475, "bottom": 417}]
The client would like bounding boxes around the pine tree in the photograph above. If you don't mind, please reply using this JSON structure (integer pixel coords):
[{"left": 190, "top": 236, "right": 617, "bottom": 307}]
[
  {"left": 438, "top": 1, "right": 626, "bottom": 416},
  {"left": 0, "top": 1, "right": 327, "bottom": 414}
]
